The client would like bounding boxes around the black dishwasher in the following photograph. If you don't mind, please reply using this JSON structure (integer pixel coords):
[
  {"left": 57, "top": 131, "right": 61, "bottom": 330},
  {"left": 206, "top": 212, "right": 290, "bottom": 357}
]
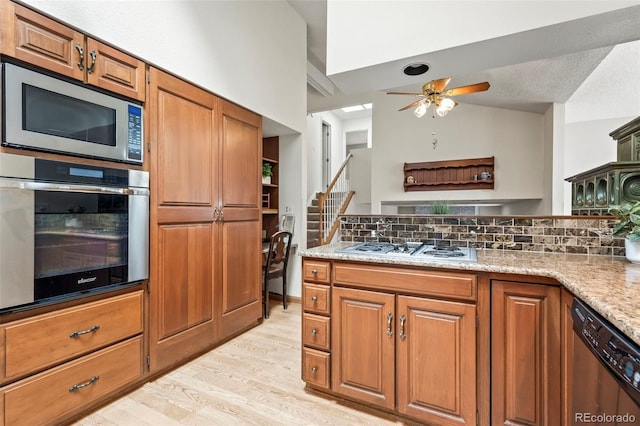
[{"left": 571, "top": 298, "right": 640, "bottom": 424}]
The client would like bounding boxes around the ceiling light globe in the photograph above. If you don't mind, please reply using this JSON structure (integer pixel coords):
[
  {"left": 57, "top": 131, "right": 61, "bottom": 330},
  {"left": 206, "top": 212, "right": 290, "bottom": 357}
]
[
  {"left": 436, "top": 107, "right": 448, "bottom": 117},
  {"left": 441, "top": 97, "right": 455, "bottom": 111},
  {"left": 414, "top": 100, "right": 428, "bottom": 118}
]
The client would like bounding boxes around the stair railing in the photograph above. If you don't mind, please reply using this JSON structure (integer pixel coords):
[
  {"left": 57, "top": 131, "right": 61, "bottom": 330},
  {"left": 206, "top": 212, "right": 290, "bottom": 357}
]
[{"left": 318, "top": 153, "right": 355, "bottom": 245}]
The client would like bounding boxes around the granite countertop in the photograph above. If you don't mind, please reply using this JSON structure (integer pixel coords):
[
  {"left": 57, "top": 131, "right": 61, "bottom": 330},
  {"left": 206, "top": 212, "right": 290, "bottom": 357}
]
[{"left": 300, "top": 242, "right": 640, "bottom": 346}]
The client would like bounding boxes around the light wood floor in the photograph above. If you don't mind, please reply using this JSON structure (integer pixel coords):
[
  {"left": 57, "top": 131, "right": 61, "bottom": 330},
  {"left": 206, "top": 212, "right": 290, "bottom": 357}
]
[{"left": 74, "top": 302, "right": 405, "bottom": 426}]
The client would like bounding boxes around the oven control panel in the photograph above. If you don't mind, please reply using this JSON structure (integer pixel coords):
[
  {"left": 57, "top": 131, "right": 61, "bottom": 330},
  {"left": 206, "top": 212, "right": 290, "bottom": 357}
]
[{"left": 572, "top": 298, "right": 640, "bottom": 402}]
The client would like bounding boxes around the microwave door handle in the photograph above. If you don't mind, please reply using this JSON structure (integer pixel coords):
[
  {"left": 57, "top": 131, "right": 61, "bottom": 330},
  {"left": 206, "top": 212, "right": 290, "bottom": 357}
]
[{"left": 0, "top": 179, "right": 149, "bottom": 196}]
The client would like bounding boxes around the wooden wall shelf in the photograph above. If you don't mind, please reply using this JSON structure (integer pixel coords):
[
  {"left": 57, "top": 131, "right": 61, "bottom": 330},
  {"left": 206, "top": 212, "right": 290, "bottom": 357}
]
[{"left": 403, "top": 156, "right": 494, "bottom": 191}]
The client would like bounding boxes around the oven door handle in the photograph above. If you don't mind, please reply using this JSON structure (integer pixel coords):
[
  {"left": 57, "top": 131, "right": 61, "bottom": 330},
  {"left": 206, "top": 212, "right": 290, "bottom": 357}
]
[{"left": 0, "top": 178, "right": 150, "bottom": 196}]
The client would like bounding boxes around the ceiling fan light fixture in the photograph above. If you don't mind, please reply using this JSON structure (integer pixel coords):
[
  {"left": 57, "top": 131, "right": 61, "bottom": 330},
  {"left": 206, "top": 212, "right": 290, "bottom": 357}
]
[
  {"left": 440, "top": 97, "right": 455, "bottom": 111},
  {"left": 402, "top": 63, "right": 430, "bottom": 76},
  {"left": 413, "top": 99, "right": 430, "bottom": 118}
]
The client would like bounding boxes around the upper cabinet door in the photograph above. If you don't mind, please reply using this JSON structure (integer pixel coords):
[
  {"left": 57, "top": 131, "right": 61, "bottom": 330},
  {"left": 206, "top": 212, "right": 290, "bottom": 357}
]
[
  {"left": 1, "top": 1, "right": 146, "bottom": 101},
  {"left": 219, "top": 99, "right": 261, "bottom": 212},
  {"left": 1, "top": 1, "right": 85, "bottom": 80},
  {"left": 86, "top": 38, "right": 146, "bottom": 102},
  {"left": 148, "top": 67, "right": 217, "bottom": 210}
]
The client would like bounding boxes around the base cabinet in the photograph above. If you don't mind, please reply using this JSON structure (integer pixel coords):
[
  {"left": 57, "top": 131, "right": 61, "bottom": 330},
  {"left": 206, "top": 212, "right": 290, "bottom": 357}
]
[
  {"left": 491, "top": 280, "right": 561, "bottom": 425},
  {"left": 331, "top": 287, "right": 477, "bottom": 425},
  {"left": 0, "top": 291, "right": 144, "bottom": 425},
  {"left": 396, "top": 295, "right": 476, "bottom": 424},
  {"left": 316, "top": 261, "right": 478, "bottom": 426}
]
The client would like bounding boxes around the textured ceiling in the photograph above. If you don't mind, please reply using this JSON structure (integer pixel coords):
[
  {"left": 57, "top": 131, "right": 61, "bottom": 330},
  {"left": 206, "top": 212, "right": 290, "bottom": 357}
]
[{"left": 287, "top": 0, "right": 640, "bottom": 117}]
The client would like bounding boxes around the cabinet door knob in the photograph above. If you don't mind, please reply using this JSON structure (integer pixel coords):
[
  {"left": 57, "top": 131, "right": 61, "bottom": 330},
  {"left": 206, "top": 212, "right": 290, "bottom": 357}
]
[
  {"left": 311, "top": 328, "right": 318, "bottom": 336},
  {"left": 311, "top": 269, "right": 318, "bottom": 276},
  {"left": 311, "top": 296, "right": 318, "bottom": 302},
  {"left": 311, "top": 367, "right": 318, "bottom": 375}
]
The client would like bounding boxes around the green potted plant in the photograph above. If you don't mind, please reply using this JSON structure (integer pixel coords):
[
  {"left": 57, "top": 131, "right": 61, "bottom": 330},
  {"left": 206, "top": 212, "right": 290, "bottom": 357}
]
[
  {"left": 609, "top": 200, "right": 640, "bottom": 263},
  {"left": 431, "top": 200, "right": 452, "bottom": 215},
  {"left": 262, "top": 162, "right": 273, "bottom": 184}
]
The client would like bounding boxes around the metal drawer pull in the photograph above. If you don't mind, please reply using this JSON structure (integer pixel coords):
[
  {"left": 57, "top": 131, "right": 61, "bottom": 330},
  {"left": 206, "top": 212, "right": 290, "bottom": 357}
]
[
  {"left": 311, "top": 367, "right": 318, "bottom": 375},
  {"left": 311, "top": 269, "right": 318, "bottom": 276},
  {"left": 69, "top": 325, "right": 100, "bottom": 338},
  {"left": 311, "top": 329, "right": 318, "bottom": 336},
  {"left": 311, "top": 296, "right": 318, "bottom": 302},
  {"left": 75, "top": 44, "right": 84, "bottom": 70},
  {"left": 87, "top": 50, "right": 97, "bottom": 73},
  {"left": 387, "top": 312, "right": 393, "bottom": 337},
  {"left": 400, "top": 315, "right": 406, "bottom": 341},
  {"left": 69, "top": 375, "right": 99, "bottom": 392}
]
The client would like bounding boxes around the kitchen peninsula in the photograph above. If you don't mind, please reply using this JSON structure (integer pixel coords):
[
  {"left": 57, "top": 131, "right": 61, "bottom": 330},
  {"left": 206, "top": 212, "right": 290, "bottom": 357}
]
[{"left": 300, "top": 237, "right": 640, "bottom": 425}]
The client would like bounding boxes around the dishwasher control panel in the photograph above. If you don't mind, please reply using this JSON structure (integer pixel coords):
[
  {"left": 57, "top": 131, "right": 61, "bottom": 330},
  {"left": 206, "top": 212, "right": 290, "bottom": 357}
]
[{"left": 572, "top": 298, "right": 640, "bottom": 403}]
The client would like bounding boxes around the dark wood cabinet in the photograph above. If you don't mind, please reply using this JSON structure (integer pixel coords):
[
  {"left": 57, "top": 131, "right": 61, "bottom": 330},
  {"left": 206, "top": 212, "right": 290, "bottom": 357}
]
[{"left": 491, "top": 280, "right": 561, "bottom": 425}]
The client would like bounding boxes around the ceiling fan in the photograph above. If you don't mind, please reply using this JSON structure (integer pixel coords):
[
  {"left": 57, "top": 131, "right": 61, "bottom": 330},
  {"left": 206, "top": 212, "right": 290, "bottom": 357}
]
[{"left": 387, "top": 77, "right": 490, "bottom": 117}]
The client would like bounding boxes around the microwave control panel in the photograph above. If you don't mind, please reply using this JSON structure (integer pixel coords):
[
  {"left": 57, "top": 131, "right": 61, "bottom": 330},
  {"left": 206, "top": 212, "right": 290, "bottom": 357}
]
[{"left": 127, "top": 104, "right": 143, "bottom": 162}]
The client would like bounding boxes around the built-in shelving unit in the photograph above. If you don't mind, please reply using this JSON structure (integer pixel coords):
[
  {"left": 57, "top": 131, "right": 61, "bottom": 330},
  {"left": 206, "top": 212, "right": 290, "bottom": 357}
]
[
  {"left": 262, "top": 136, "right": 279, "bottom": 239},
  {"left": 403, "top": 156, "right": 495, "bottom": 191}
]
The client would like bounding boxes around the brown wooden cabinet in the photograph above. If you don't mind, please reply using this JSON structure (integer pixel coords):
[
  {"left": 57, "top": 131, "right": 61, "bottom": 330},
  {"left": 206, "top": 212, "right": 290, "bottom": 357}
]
[
  {"left": 302, "top": 259, "right": 478, "bottom": 425},
  {"left": 561, "top": 288, "right": 575, "bottom": 426},
  {"left": 302, "top": 259, "right": 332, "bottom": 389},
  {"left": 491, "top": 280, "right": 561, "bottom": 425},
  {"left": 147, "top": 67, "right": 217, "bottom": 372},
  {"left": 0, "top": 0, "right": 145, "bottom": 101},
  {"left": 0, "top": 291, "right": 144, "bottom": 425},
  {"left": 396, "top": 295, "right": 476, "bottom": 424},
  {"left": 216, "top": 99, "right": 262, "bottom": 340},
  {"left": 332, "top": 286, "right": 395, "bottom": 409},
  {"left": 148, "top": 69, "right": 262, "bottom": 371}
]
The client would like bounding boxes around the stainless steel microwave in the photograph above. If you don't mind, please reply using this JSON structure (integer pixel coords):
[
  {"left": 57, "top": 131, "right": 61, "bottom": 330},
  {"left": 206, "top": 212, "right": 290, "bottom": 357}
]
[{"left": 1, "top": 62, "right": 143, "bottom": 164}]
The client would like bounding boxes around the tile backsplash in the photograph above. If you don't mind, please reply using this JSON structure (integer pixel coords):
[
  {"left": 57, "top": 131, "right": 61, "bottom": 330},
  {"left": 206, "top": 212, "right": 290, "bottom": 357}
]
[{"left": 339, "top": 215, "right": 625, "bottom": 257}]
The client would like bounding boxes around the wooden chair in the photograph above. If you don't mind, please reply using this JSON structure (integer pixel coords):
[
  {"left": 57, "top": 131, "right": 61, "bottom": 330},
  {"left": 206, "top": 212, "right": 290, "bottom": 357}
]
[{"left": 263, "top": 231, "right": 293, "bottom": 319}]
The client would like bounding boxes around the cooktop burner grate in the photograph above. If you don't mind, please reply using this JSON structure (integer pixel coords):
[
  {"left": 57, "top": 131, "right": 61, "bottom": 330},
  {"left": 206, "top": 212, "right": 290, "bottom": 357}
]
[{"left": 338, "top": 242, "right": 477, "bottom": 262}]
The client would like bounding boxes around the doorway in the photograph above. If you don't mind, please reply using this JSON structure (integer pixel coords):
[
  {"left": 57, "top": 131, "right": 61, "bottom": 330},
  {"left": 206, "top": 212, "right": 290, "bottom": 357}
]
[{"left": 322, "top": 121, "right": 331, "bottom": 189}]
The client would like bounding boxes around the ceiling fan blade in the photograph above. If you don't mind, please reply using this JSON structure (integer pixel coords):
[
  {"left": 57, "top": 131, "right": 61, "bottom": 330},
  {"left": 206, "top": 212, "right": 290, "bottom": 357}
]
[
  {"left": 398, "top": 99, "right": 424, "bottom": 111},
  {"left": 386, "top": 91, "right": 423, "bottom": 96},
  {"left": 444, "top": 82, "right": 490, "bottom": 97},
  {"left": 428, "top": 77, "right": 452, "bottom": 93}
]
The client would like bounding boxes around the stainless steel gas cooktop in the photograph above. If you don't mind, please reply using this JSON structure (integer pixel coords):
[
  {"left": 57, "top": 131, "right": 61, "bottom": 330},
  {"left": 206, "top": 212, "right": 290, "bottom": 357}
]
[{"left": 337, "top": 242, "right": 477, "bottom": 262}]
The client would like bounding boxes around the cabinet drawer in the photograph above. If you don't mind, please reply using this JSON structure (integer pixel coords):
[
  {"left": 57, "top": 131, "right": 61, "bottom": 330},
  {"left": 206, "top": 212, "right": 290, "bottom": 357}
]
[
  {"left": 2, "top": 336, "right": 143, "bottom": 426},
  {"left": 303, "top": 260, "right": 330, "bottom": 283},
  {"left": 334, "top": 263, "right": 477, "bottom": 302},
  {"left": 302, "top": 347, "right": 330, "bottom": 389},
  {"left": 303, "top": 313, "right": 330, "bottom": 351},
  {"left": 303, "top": 283, "right": 330, "bottom": 315},
  {"left": 3, "top": 291, "right": 143, "bottom": 380}
]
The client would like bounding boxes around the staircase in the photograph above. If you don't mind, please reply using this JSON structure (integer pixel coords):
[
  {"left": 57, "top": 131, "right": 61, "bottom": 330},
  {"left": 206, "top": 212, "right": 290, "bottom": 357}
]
[
  {"left": 307, "top": 194, "right": 320, "bottom": 249},
  {"left": 306, "top": 154, "right": 355, "bottom": 248}
]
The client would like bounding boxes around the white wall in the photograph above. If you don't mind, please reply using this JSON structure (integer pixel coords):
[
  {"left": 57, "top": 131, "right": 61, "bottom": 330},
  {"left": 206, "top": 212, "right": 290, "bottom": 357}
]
[
  {"left": 23, "top": 0, "right": 307, "bottom": 134},
  {"left": 370, "top": 91, "right": 545, "bottom": 212},
  {"left": 326, "top": 1, "right": 639, "bottom": 76},
  {"left": 343, "top": 117, "right": 373, "bottom": 148}
]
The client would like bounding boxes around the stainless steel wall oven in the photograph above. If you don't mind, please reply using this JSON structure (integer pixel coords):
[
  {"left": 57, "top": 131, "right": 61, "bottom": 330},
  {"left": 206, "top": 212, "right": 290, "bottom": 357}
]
[{"left": 0, "top": 153, "right": 149, "bottom": 311}]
